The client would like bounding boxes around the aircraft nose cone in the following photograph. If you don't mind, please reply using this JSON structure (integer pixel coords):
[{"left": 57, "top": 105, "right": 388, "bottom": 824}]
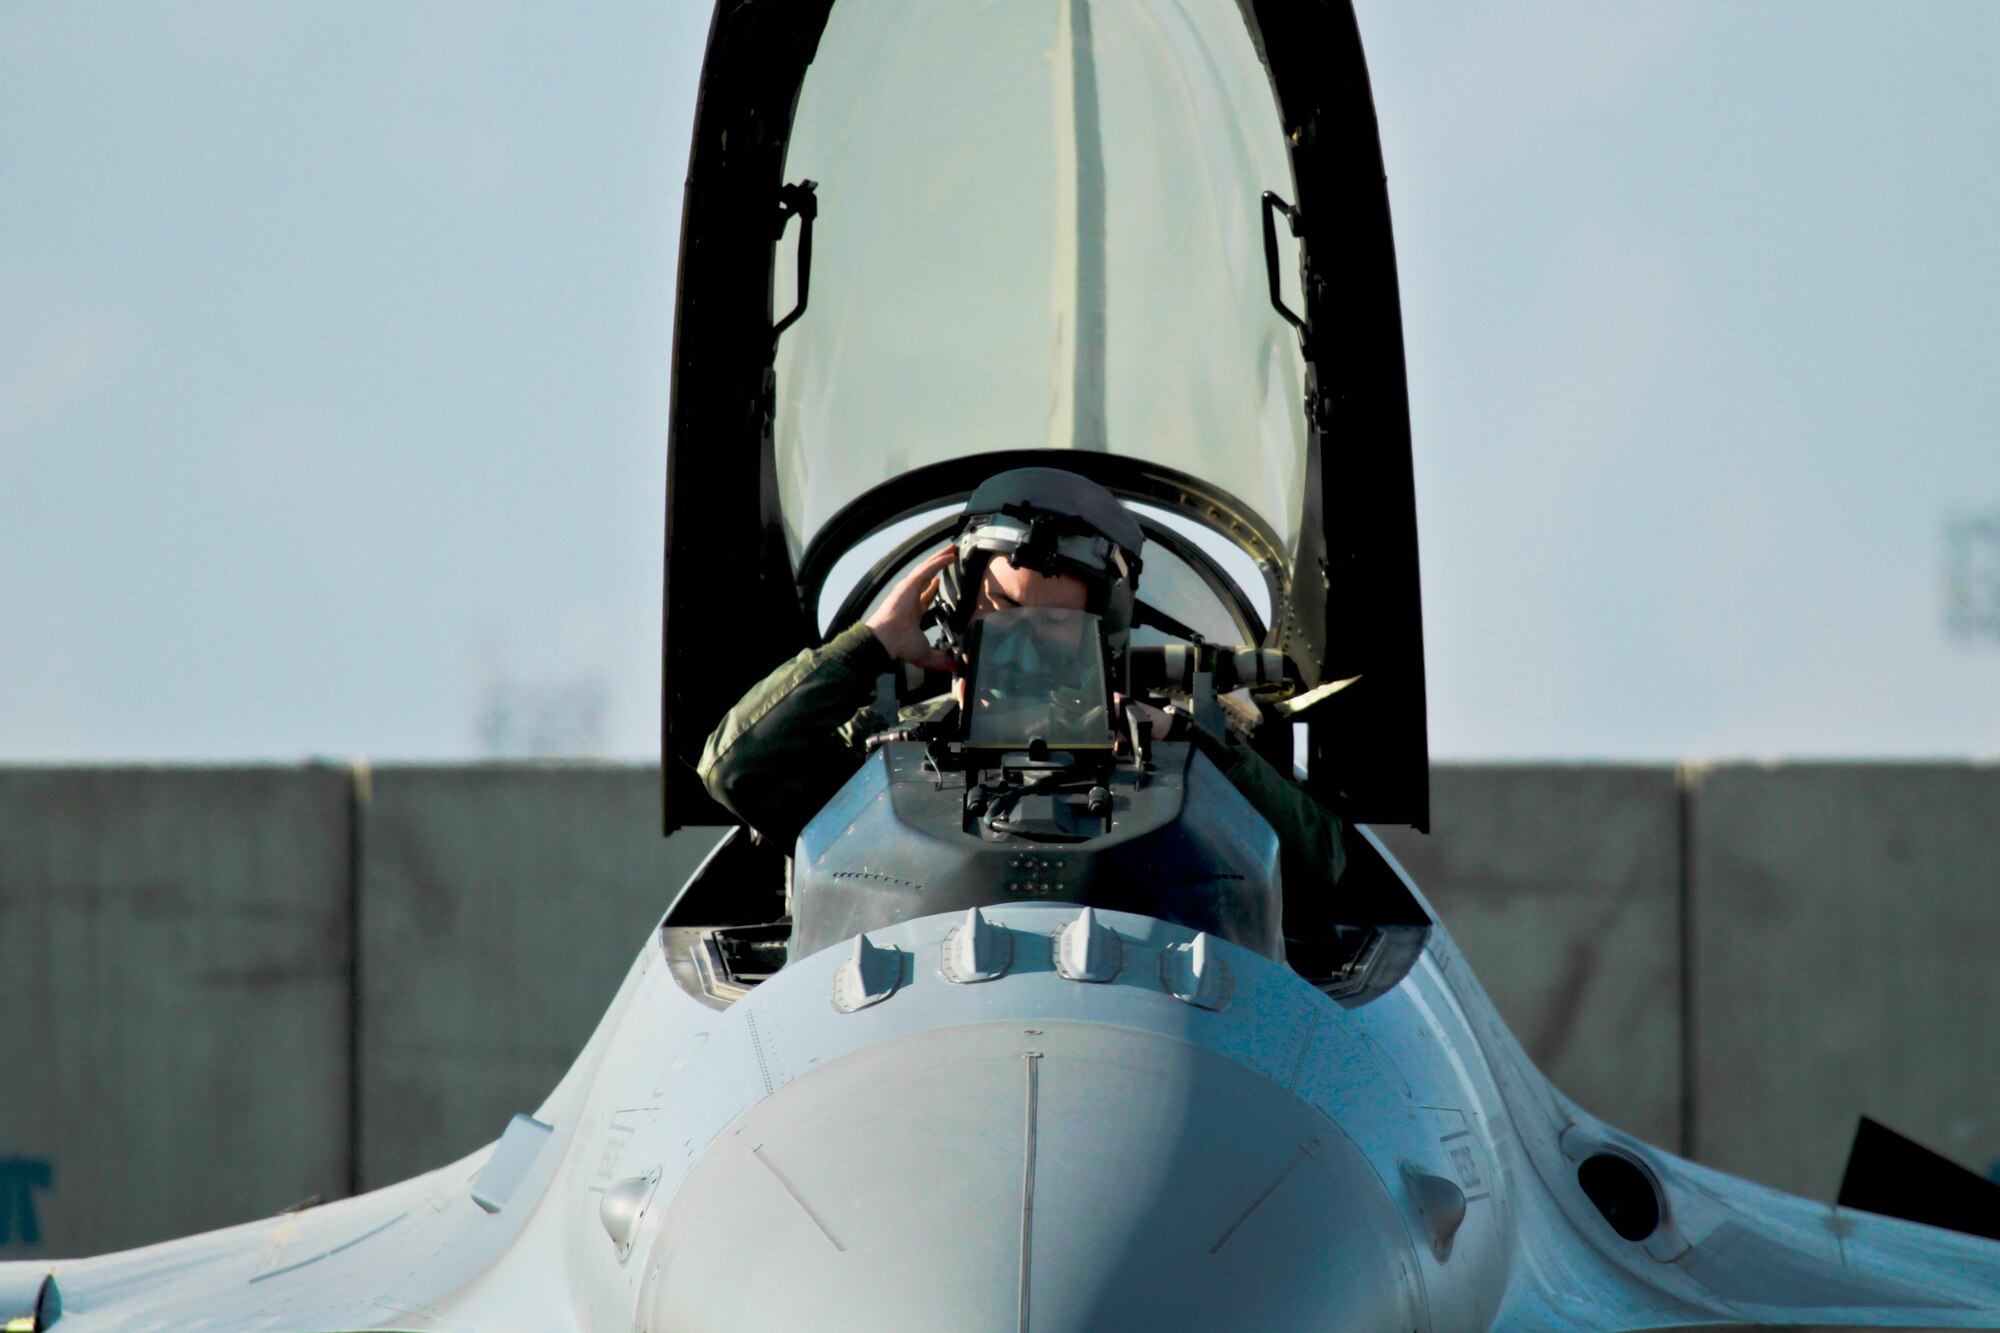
[{"left": 643, "top": 1021, "right": 1425, "bottom": 1332}]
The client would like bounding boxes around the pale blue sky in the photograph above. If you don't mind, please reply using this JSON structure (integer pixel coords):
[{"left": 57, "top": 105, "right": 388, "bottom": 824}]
[{"left": 2, "top": 3, "right": 1995, "bottom": 761}]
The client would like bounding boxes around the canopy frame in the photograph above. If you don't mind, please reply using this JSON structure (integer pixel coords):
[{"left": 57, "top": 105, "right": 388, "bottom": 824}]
[{"left": 663, "top": 0, "right": 1428, "bottom": 832}]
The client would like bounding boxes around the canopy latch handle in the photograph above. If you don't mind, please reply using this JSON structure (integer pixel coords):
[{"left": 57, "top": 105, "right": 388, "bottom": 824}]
[
  {"left": 1260, "top": 190, "right": 1308, "bottom": 338},
  {"left": 772, "top": 179, "right": 819, "bottom": 343}
]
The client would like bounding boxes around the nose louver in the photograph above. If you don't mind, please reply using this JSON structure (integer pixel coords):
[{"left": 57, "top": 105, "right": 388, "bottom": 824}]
[
  {"left": 942, "top": 907, "right": 1014, "bottom": 983},
  {"left": 1053, "top": 907, "right": 1122, "bottom": 982}
]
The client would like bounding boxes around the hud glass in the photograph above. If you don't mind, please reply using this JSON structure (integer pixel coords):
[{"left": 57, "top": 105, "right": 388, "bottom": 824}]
[{"left": 964, "top": 607, "right": 1113, "bottom": 751}]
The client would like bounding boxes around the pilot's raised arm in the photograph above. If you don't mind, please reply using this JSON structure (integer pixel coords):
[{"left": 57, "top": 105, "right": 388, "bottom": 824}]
[
  {"left": 698, "top": 544, "right": 959, "bottom": 846},
  {"left": 697, "top": 620, "right": 899, "bottom": 847}
]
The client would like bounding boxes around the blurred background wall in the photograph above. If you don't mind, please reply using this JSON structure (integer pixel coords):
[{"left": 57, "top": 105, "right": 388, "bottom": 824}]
[{"left": 2, "top": 760, "right": 1994, "bottom": 1259}]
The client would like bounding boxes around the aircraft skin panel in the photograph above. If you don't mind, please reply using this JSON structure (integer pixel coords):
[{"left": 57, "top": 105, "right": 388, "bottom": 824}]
[
  {"left": 6, "top": 858, "right": 1996, "bottom": 1330},
  {"left": 0, "top": 1144, "right": 510, "bottom": 1331},
  {"left": 0, "top": 943, "right": 677, "bottom": 1332},
  {"left": 1377, "top": 842, "right": 2000, "bottom": 1332}
]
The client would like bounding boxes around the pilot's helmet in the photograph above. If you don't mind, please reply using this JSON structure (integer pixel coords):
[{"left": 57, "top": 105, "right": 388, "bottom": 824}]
[{"left": 940, "top": 467, "right": 1144, "bottom": 681}]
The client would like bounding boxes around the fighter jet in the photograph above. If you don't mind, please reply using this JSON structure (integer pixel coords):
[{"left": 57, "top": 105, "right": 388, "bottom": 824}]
[{"left": 7, "top": 1, "right": 1997, "bottom": 1329}]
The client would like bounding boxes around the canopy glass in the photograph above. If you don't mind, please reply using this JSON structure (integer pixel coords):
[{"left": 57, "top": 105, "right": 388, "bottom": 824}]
[{"left": 773, "top": 0, "right": 1306, "bottom": 568}]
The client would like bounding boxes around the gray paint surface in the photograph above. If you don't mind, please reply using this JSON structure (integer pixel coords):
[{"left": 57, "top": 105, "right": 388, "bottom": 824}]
[
  {"left": 1373, "top": 764, "right": 1685, "bottom": 1150},
  {"left": 11, "top": 895, "right": 2000, "bottom": 1331},
  {"left": 1689, "top": 762, "right": 2000, "bottom": 1202},
  {"left": 650, "top": 1019, "right": 1426, "bottom": 1332},
  {"left": 356, "top": 765, "right": 719, "bottom": 1188},
  {"left": 0, "top": 765, "right": 351, "bottom": 1258}
]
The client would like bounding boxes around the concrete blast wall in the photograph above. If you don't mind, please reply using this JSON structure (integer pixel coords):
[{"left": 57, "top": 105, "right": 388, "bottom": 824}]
[
  {"left": 356, "top": 766, "right": 722, "bottom": 1189},
  {"left": 1, "top": 762, "right": 1994, "bottom": 1258},
  {"left": 0, "top": 767, "right": 354, "bottom": 1257}
]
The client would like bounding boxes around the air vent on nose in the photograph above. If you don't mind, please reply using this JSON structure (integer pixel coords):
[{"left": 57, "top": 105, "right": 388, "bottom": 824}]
[
  {"left": 1054, "top": 907, "right": 1121, "bottom": 982},
  {"left": 832, "top": 934, "right": 903, "bottom": 1012},
  {"left": 1160, "top": 932, "right": 1231, "bottom": 1011},
  {"left": 942, "top": 907, "right": 1012, "bottom": 983}
]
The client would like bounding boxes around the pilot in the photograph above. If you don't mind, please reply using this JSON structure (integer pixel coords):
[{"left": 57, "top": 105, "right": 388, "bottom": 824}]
[{"left": 697, "top": 467, "right": 1348, "bottom": 955}]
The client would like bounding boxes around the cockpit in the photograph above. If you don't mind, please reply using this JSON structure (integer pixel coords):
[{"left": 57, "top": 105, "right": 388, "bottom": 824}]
[
  {"left": 664, "top": 576, "right": 1428, "bottom": 1012},
  {"left": 657, "top": 0, "right": 1433, "bottom": 1008}
]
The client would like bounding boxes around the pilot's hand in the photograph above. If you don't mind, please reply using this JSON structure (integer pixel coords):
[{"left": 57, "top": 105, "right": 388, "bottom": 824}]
[{"left": 865, "top": 545, "right": 960, "bottom": 675}]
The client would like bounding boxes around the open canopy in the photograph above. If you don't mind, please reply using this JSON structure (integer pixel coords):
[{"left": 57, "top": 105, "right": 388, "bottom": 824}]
[
  {"left": 664, "top": 0, "right": 1428, "bottom": 831},
  {"left": 774, "top": 0, "right": 1306, "bottom": 569}
]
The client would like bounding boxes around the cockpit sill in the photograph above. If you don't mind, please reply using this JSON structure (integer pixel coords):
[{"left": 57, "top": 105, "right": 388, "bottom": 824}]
[{"left": 658, "top": 824, "right": 1430, "bottom": 1015}]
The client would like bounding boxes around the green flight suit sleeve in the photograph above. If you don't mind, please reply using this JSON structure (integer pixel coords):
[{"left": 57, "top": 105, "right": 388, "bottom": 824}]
[
  {"left": 698, "top": 622, "right": 894, "bottom": 846},
  {"left": 1186, "top": 722, "right": 1348, "bottom": 955}
]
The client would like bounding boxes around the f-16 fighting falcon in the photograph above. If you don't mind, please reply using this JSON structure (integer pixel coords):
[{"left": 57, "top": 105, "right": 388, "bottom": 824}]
[{"left": 6, "top": 1, "right": 1997, "bottom": 1329}]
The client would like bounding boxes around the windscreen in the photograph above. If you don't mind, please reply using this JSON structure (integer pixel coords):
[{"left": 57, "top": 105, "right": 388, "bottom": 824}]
[
  {"left": 965, "top": 607, "right": 1114, "bottom": 751},
  {"left": 775, "top": 0, "right": 1306, "bottom": 567}
]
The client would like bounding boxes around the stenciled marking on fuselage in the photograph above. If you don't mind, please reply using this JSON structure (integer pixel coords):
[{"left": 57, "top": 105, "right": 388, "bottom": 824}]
[
  {"left": 0, "top": 1158, "right": 52, "bottom": 1247},
  {"left": 752, "top": 1144, "right": 844, "bottom": 1254},
  {"left": 1209, "top": 1142, "right": 1315, "bottom": 1256}
]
